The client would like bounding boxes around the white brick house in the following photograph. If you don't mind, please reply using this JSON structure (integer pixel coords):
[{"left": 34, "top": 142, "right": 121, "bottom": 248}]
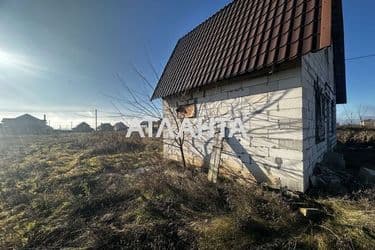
[{"left": 152, "top": 0, "right": 346, "bottom": 192}]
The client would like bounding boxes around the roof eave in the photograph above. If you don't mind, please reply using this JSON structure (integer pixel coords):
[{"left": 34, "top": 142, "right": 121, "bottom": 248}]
[{"left": 332, "top": 0, "right": 346, "bottom": 104}]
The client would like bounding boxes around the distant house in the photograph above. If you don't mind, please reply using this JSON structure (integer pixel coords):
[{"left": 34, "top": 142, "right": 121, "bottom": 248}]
[
  {"left": 140, "top": 121, "right": 148, "bottom": 129},
  {"left": 72, "top": 122, "right": 94, "bottom": 133},
  {"left": 361, "top": 119, "right": 375, "bottom": 128},
  {"left": 140, "top": 120, "right": 161, "bottom": 136},
  {"left": 1, "top": 114, "right": 52, "bottom": 135},
  {"left": 153, "top": 119, "right": 162, "bottom": 135},
  {"left": 114, "top": 122, "right": 128, "bottom": 132},
  {"left": 152, "top": 0, "right": 346, "bottom": 192},
  {"left": 98, "top": 123, "right": 114, "bottom": 132}
]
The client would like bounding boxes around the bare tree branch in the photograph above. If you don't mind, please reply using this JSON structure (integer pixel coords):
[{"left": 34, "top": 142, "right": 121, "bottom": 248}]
[
  {"left": 130, "top": 64, "right": 155, "bottom": 92},
  {"left": 144, "top": 44, "right": 160, "bottom": 81}
]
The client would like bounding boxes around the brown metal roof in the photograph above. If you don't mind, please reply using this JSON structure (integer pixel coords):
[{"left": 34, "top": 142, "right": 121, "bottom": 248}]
[{"left": 152, "top": 0, "right": 346, "bottom": 103}]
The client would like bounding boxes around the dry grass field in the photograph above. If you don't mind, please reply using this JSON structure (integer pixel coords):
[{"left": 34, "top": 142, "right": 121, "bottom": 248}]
[{"left": 0, "top": 132, "right": 374, "bottom": 249}]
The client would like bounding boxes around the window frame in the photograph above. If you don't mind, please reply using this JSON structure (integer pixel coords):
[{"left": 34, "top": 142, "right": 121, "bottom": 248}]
[{"left": 315, "top": 80, "right": 326, "bottom": 144}]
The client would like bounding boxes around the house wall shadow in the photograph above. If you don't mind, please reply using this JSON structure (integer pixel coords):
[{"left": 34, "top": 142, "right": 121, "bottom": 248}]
[
  {"left": 224, "top": 136, "right": 272, "bottom": 184},
  {"left": 163, "top": 72, "right": 305, "bottom": 188}
]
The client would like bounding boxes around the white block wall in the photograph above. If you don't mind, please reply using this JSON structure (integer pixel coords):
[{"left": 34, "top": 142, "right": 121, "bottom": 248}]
[
  {"left": 302, "top": 47, "right": 337, "bottom": 189},
  {"left": 162, "top": 47, "right": 336, "bottom": 192}
]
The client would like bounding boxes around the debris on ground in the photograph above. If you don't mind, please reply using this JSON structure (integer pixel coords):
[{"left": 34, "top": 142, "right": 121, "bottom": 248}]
[
  {"left": 323, "top": 152, "right": 346, "bottom": 170},
  {"left": 281, "top": 189, "right": 300, "bottom": 200},
  {"left": 359, "top": 167, "right": 375, "bottom": 185},
  {"left": 298, "top": 208, "right": 326, "bottom": 221},
  {"left": 309, "top": 163, "right": 351, "bottom": 195}
]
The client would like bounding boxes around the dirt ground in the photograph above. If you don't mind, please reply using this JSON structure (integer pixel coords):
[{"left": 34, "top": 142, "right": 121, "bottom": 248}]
[{"left": 0, "top": 131, "right": 374, "bottom": 249}]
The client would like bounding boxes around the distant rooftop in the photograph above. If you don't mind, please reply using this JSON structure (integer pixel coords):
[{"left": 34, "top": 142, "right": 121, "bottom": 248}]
[{"left": 1, "top": 114, "right": 45, "bottom": 123}]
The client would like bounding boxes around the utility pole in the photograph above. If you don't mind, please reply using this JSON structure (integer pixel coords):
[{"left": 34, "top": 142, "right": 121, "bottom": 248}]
[{"left": 95, "top": 109, "right": 98, "bottom": 131}]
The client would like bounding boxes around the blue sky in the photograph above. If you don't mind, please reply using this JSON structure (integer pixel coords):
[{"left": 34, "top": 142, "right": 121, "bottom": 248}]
[{"left": 0, "top": 0, "right": 374, "bottom": 128}]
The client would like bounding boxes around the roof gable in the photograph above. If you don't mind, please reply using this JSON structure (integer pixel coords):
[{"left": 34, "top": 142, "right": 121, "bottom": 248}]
[
  {"left": 2, "top": 114, "right": 43, "bottom": 123},
  {"left": 114, "top": 122, "right": 128, "bottom": 128},
  {"left": 16, "top": 114, "right": 42, "bottom": 121},
  {"left": 152, "top": 0, "right": 346, "bottom": 103}
]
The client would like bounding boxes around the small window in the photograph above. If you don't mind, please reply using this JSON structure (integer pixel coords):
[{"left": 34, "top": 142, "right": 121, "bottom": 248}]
[
  {"left": 315, "top": 81, "right": 326, "bottom": 143},
  {"left": 176, "top": 103, "right": 196, "bottom": 119},
  {"left": 330, "top": 101, "right": 335, "bottom": 134}
]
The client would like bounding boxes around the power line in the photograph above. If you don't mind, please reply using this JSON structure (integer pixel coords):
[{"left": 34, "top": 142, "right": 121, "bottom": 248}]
[{"left": 346, "top": 54, "right": 375, "bottom": 61}]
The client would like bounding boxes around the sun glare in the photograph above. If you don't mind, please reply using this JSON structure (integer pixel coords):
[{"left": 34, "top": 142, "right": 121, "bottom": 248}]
[{"left": 0, "top": 48, "right": 45, "bottom": 75}]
